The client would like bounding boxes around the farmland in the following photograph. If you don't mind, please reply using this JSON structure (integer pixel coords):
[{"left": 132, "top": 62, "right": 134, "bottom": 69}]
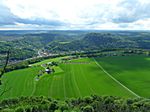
[
  {"left": 1, "top": 56, "right": 150, "bottom": 100},
  {"left": 96, "top": 56, "right": 150, "bottom": 97}
]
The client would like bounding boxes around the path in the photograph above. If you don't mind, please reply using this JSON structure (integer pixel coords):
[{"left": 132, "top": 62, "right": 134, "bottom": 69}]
[{"left": 93, "top": 58, "right": 140, "bottom": 98}]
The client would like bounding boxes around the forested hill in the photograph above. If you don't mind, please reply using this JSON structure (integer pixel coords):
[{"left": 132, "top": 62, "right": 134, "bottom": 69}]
[
  {"left": 1, "top": 30, "right": 150, "bottom": 64},
  {"left": 0, "top": 31, "right": 85, "bottom": 63},
  {"left": 45, "top": 31, "right": 150, "bottom": 52}
]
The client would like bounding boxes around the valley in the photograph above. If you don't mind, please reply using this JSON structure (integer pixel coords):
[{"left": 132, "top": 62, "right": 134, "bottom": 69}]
[{"left": 1, "top": 31, "right": 150, "bottom": 111}]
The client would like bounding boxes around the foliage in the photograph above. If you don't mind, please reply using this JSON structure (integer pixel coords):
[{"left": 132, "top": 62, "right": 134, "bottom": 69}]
[
  {"left": 45, "top": 32, "right": 150, "bottom": 53},
  {"left": 0, "top": 30, "right": 85, "bottom": 64},
  {"left": 1, "top": 31, "right": 150, "bottom": 64},
  {"left": 1, "top": 95, "right": 150, "bottom": 112}
]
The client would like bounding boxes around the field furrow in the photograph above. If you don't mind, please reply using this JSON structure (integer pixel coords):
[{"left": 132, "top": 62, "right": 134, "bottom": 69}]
[{"left": 2, "top": 56, "right": 147, "bottom": 100}]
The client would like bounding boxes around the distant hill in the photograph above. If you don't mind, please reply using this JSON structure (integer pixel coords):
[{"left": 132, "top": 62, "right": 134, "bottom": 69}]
[
  {"left": 1, "top": 30, "right": 150, "bottom": 63},
  {"left": 45, "top": 32, "right": 139, "bottom": 52}
]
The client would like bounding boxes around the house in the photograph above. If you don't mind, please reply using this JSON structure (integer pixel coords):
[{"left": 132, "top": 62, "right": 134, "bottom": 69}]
[{"left": 45, "top": 67, "right": 52, "bottom": 74}]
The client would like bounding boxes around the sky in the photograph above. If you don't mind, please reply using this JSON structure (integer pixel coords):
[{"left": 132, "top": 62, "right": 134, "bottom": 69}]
[{"left": 0, "top": 0, "right": 150, "bottom": 30}]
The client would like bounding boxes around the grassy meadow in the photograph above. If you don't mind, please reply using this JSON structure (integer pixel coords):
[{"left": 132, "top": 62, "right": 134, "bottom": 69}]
[
  {"left": 1, "top": 56, "right": 150, "bottom": 100},
  {"left": 95, "top": 56, "right": 150, "bottom": 97}
]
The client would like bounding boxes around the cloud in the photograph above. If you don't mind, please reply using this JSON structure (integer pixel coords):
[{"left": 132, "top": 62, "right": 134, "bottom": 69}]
[
  {"left": 0, "top": 0, "right": 150, "bottom": 30},
  {"left": 112, "top": 0, "right": 150, "bottom": 23},
  {"left": 16, "top": 18, "right": 66, "bottom": 26},
  {"left": 0, "top": 0, "right": 66, "bottom": 29},
  {"left": 0, "top": 2, "right": 19, "bottom": 25}
]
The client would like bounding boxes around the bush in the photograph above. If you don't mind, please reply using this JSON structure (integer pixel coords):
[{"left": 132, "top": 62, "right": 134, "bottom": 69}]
[
  {"left": 32, "top": 105, "right": 39, "bottom": 112},
  {"left": 1, "top": 96, "right": 150, "bottom": 112},
  {"left": 24, "top": 106, "right": 32, "bottom": 112},
  {"left": 83, "top": 96, "right": 93, "bottom": 104},
  {"left": 59, "top": 103, "right": 69, "bottom": 111},
  {"left": 49, "top": 102, "right": 59, "bottom": 111},
  {"left": 82, "top": 105, "right": 94, "bottom": 112},
  {"left": 15, "top": 107, "right": 24, "bottom": 112}
]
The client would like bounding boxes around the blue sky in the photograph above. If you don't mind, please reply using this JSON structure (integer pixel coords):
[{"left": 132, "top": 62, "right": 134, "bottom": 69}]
[{"left": 0, "top": 0, "right": 150, "bottom": 30}]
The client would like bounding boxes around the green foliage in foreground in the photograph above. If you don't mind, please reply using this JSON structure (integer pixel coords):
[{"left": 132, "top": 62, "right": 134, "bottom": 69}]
[{"left": 1, "top": 95, "right": 150, "bottom": 112}]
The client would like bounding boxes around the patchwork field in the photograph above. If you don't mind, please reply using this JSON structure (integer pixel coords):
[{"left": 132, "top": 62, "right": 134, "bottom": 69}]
[{"left": 1, "top": 56, "right": 150, "bottom": 100}]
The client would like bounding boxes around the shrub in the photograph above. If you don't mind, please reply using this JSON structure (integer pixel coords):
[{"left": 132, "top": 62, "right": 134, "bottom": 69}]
[
  {"left": 49, "top": 102, "right": 59, "bottom": 111},
  {"left": 15, "top": 107, "right": 24, "bottom": 112},
  {"left": 82, "top": 105, "right": 94, "bottom": 112}
]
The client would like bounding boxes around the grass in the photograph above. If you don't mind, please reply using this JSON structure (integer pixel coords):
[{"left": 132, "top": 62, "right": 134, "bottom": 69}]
[
  {"left": 0, "top": 57, "right": 136, "bottom": 100},
  {"left": 0, "top": 66, "right": 43, "bottom": 100},
  {"left": 31, "top": 56, "right": 69, "bottom": 66},
  {"left": 33, "top": 58, "right": 134, "bottom": 99},
  {"left": 95, "top": 55, "right": 150, "bottom": 97}
]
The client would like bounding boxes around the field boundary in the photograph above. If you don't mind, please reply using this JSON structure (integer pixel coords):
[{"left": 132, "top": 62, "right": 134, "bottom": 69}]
[{"left": 93, "top": 58, "right": 140, "bottom": 98}]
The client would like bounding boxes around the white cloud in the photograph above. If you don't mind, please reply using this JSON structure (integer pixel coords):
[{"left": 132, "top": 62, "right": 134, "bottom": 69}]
[
  {"left": 1, "top": 0, "right": 150, "bottom": 30},
  {"left": 3, "top": 0, "right": 121, "bottom": 23}
]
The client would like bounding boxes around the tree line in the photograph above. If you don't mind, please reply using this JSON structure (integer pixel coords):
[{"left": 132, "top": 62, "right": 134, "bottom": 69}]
[
  {"left": 0, "top": 48, "right": 149, "bottom": 73},
  {"left": 0, "top": 95, "right": 150, "bottom": 112}
]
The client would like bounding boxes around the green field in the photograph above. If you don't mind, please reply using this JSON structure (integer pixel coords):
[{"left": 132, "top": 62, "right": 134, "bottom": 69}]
[
  {"left": 95, "top": 56, "right": 150, "bottom": 98},
  {"left": 30, "top": 56, "right": 68, "bottom": 66},
  {"left": 1, "top": 56, "right": 150, "bottom": 100}
]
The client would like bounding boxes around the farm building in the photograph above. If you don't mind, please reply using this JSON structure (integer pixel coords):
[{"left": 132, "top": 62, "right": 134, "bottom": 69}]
[{"left": 45, "top": 68, "right": 52, "bottom": 74}]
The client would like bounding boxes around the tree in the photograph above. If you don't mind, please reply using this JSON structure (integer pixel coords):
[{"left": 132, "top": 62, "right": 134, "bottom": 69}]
[
  {"left": 82, "top": 105, "right": 94, "bottom": 112},
  {"left": 0, "top": 50, "right": 10, "bottom": 84},
  {"left": 0, "top": 50, "right": 11, "bottom": 97}
]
